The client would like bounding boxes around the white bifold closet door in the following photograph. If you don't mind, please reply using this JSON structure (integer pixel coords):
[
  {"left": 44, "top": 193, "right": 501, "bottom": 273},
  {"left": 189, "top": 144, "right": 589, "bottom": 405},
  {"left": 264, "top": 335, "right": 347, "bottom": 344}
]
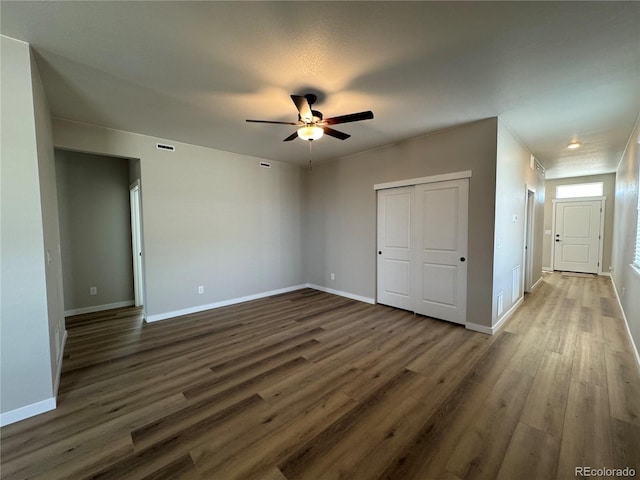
[{"left": 377, "top": 178, "right": 468, "bottom": 325}]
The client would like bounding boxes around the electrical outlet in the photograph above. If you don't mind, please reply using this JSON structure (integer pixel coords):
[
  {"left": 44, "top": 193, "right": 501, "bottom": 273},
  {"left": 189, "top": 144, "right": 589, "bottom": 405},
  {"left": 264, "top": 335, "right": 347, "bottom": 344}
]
[
  {"left": 89, "top": 286, "right": 97, "bottom": 295},
  {"left": 198, "top": 286, "right": 204, "bottom": 294},
  {"left": 330, "top": 273, "right": 335, "bottom": 281}
]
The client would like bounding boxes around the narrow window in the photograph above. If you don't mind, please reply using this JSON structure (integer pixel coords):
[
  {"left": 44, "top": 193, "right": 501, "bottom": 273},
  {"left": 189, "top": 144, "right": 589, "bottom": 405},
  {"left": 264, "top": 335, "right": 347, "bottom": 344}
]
[{"left": 556, "top": 182, "right": 603, "bottom": 199}]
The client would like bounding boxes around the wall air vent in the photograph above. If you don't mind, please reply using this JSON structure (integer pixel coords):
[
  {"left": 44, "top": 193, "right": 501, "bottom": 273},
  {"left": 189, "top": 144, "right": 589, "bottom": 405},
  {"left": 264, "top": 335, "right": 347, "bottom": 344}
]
[
  {"left": 259, "top": 162, "right": 272, "bottom": 168},
  {"left": 156, "top": 143, "right": 175, "bottom": 152}
]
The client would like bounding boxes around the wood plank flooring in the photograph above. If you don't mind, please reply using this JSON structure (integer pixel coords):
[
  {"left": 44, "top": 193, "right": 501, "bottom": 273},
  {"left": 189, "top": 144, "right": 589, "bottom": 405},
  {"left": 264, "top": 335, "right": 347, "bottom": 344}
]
[{"left": 1, "top": 273, "right": 639, "bottom": 479}]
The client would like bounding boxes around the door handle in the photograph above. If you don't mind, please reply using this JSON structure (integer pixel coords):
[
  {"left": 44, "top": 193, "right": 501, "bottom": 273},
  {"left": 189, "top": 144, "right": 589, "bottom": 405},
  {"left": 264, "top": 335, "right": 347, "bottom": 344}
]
[
  {"left": 460, "top": 257, "right": 466, "bottom": 262},
  {"left": 378, "top": 251, "right": 382, "bottom": 255},
  {"left": 555, "top": 239, "right": 561, "bottom": 242}
]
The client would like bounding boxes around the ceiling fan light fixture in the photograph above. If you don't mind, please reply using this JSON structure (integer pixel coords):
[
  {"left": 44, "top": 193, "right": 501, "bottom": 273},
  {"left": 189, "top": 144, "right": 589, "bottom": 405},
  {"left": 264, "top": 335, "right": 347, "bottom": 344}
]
[
  {"left": 567, "top": 141, "right": 581, "bottom": 149},
  {"left": 297, "top": 125, "right": 324, "bottom": 141}
]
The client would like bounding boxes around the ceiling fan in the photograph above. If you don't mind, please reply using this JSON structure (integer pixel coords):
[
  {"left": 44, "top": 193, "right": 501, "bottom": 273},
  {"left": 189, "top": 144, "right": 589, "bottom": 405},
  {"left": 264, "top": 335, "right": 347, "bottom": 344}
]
[{"left": 246, "top": 94, "right": 374, "bottom": 142}]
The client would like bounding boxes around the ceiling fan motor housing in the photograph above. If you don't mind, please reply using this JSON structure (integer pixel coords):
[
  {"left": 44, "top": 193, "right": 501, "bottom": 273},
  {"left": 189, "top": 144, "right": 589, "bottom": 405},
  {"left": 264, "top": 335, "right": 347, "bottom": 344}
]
[{"left": 311, "top": 110, "right": 323, "bottom": 123}]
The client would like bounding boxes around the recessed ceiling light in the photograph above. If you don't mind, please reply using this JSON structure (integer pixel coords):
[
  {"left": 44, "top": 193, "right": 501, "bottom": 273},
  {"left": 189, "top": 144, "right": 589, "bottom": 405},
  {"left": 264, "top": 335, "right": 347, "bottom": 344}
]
[{"left": 567, "top": 141, "right": 581, "bottom": 149}]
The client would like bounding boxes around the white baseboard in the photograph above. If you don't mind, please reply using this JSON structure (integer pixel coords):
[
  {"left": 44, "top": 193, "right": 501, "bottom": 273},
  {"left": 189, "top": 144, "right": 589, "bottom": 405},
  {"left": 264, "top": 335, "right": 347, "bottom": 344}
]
[
  {"left": 145, "top": 285, "right": 307, "bottom": 323},
  {"left": 465, "top": 322, "right": 492, "bottom": 335},
  {"left": 599, "top": 272, "right": 612, "bottom": 277},
  {"left": 0, "top": 397, "right": 56, "bottom": 427},
  {"left": 53, "top": 330, "right": 68, "bottom": 398},
  {"left": 542, "top": 267, "right": 553, "bottom": 272},
  {"left": 65, "top": 300, "right": 134, "bottom": 317},
  {"left": 531, "top": 276, "right": 544, "bottom": 291},
  {"left": 611, "top": 277, "right": 640, "bottom": 373},
  {"left": 466, "top": 296, "right": 524, "bottom": 335},
  {"left": 305, "top": 284, "right": 375, "bottom": 305}
]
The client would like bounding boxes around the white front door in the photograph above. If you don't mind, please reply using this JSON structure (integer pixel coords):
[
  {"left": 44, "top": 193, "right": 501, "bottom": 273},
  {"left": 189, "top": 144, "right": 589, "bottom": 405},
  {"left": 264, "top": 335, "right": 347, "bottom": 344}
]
[
  {"left": 553, "top": 200, "right": 602, "bottom": 274},
  {"left": 413, "top": 179, "right": 468, "bottom": 324},
  {"left": 376, "top": 178, "right": 469, "bottom": 325},
  {"left": 377, "top": 187, "right": 414, "bottom": 311}
]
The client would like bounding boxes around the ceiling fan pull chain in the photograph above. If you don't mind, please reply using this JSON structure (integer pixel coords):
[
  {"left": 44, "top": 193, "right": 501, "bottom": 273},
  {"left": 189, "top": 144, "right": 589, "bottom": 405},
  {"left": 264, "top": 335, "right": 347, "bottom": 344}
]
[{"left": 308, "top": 140, "right": 313, "bottom": 172}]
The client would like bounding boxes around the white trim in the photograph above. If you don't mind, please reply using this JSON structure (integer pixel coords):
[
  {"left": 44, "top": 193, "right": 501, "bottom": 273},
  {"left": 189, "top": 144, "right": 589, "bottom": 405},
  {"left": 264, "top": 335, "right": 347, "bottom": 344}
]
[
  {"left": 145, "top": 285, "right": 307, "bottom": 322},
  {"left": 552, "top": 196, "right": 606, "bottom": 203},
  {"left": 0, "top": 397, "right": 56, "bottom": 427},
  {"left": 53, "top": 330, "right": 68, "bottom": 398},
  {"left": 523, "top": 185, "right": 536, "bottom": 293},
  {"left": 374, "top": 170, "right": 472, "bottom": 191},
  {"left": 631, "top": 264, "right": 640, "bottom": 279},
  {"left": 65, "top": 300, "right": 135, "bottom": 317},
  {"left": 465, "top": 322, "right": 493, "bottom": 335},
  {"left": 597, "top": 198, "right": 606, "bottom": 275},
  {"left": 611, "top": 277, "right": 640, "bottom": 374},
  {"left": 542, "top": 266, "right": 553, "bottom": 272},
  {"left": 466, "top": 296, "right": 524, "bottom": 335},
  {"left": 306, "top": 284, "right": 375, "bottom": 305},
  {"left": 599, "top": 272, "right": 612, "bottom": 277},
  {"left": 531, "top": 276, "right": 544, "bottom": 291}
]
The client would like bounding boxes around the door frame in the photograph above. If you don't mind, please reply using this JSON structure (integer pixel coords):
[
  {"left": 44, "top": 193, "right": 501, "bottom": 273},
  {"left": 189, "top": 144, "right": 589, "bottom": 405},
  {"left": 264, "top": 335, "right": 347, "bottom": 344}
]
[
  {"left": 522, "top": 185, "right": 536, "bottom": 292},
  {"left": 551, "top": 196, "right": 606, "bottom": 275},
  {"left": 129, "top": 180, "right": 145, "bottom": 307}
]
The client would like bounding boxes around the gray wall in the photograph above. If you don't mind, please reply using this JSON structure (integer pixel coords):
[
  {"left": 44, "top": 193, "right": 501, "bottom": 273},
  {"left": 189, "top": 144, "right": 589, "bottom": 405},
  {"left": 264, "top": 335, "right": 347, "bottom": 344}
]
[
  {"left": 542, "top": 173, "right": 616, "bottom": 272},
  {"left": 1, "top": 36, "right": 64, "bottom": 418},
  {"left": 611, "top": 118, "right": 639, "bottom": 356},
  {"left": 52, "top": 119, "right": 305, "bottom": 320},
  {"left": 304, "top": 118, "right": 499, "bottom": 329},
  {"left": 55, "top": 150, "right": 134, "bottom": 312},
  {"left": 494, "top": 121, "right": 545, "bottom": 322}
]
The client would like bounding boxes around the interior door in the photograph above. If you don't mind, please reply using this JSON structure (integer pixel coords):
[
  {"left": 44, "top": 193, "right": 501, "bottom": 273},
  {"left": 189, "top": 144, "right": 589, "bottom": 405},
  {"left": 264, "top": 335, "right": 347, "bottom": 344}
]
[
  {"left": 413, "top": 179, "right": 468, "bottom": 324},
  {"left": 553, "top": 200, "right": 601, "bottom": 274},
  {"left": 377, "top": 187, "right": 414, "bottom": 311}
]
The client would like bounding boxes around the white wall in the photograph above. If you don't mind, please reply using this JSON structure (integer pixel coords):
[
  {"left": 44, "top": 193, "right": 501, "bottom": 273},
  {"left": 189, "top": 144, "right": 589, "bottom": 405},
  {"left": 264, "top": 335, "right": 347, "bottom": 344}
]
[
  {"left": 31, "top": 48, "right": 66, "bottom": 392},
  {"left": 493, "top": 120, "right": 545, "bottom": 326},
  {"left": 611, "top": 116, "right": 640, "bottom": 358},
  {"left": 52, "top": 119, "right": 305, "bottom": 320},
  {"left": 55, "top": 150, "right": 134, "bottom": 313},
  {"left": 304, "top": 118, "right": 499, "bottom": 329},
  {"left": 1, "top": 36, "right": 63, "bottom": 424},
  {"left": 542, "top": 173, "right": 616, "bottom": 272}
]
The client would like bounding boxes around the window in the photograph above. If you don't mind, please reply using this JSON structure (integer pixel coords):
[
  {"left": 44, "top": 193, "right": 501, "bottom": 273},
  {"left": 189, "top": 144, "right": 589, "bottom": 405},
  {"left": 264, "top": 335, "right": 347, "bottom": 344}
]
[{"left": 556, "top": 182, "right": 604, "bottom": 199}]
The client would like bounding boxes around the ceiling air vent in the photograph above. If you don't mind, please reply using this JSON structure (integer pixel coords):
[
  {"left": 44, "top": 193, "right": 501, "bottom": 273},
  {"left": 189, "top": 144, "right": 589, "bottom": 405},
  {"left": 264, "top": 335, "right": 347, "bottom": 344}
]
[
  {"left": 156, "top": 143, "right": 175, "bottom": 152},
  {"left": 259, "top": 162, "right": 271, "bottom": 168}
]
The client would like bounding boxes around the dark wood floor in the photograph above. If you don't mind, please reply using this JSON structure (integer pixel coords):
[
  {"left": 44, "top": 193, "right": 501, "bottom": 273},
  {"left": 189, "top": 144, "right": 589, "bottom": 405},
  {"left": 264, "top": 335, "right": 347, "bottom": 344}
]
[{"left": 1, "top": 273, "right": 639, "bottom": 479}]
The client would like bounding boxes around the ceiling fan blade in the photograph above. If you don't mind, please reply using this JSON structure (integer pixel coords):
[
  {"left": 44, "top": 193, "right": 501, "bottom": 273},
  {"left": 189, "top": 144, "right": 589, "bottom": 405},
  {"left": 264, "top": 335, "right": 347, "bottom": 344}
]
[
  {"left": 283, "top": 131, "right": 299, "bottom": 142},
  {"left": 323, "top": 111, "right": 374, "bottom": 125},
  {"left": 246, "top": 119, "right": 300, "bottom": 125},
  {"left": 323, "top": 126, "right": 351, "bottom": 140},
  {"left": 291, "top": 95, "right": 313, "bottom": 122}
]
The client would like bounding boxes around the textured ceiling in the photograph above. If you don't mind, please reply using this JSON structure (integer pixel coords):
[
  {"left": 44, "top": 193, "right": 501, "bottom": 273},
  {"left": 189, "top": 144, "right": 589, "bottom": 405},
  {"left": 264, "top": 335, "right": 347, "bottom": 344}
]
[{"left": 2, "top": 1, "right": 639, "bottom": 178}]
